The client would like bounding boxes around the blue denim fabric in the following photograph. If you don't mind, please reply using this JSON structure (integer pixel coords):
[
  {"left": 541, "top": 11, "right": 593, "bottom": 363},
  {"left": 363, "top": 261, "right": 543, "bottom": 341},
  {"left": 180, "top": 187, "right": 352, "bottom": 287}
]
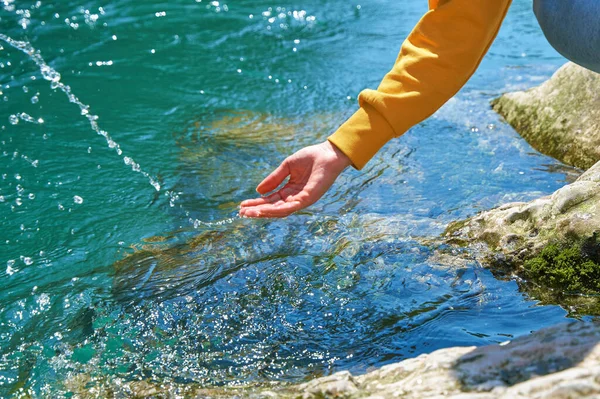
[{"left": 534, "top": 0, "right": 600, "bottom": 73}]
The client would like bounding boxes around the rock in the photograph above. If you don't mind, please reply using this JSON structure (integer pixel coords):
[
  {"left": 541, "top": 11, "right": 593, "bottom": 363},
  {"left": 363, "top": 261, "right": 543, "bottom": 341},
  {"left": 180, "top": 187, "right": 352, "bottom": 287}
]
[
  {"left": 444, "top": 160, "right": 600, "bottom": 267},
  {"left": 298, "top": 371, "right": 360, "bottom": 398},
  {"left": 64, "top": 322, "right": 600, "bottom": 399},
  {"left": 492, "top": 62, "right": 600, "bottom": 169}
]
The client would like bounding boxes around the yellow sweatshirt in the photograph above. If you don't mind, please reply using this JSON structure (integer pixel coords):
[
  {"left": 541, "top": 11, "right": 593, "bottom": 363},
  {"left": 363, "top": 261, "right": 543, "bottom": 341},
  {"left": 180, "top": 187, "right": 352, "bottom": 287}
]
[{"left": 328, "top": 0, "right": 512, "bottom": 169}]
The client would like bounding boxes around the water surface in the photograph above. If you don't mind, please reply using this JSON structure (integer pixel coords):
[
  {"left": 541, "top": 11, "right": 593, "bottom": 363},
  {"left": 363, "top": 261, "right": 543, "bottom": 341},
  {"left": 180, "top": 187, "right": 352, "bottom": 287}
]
[{"left": 0, "top": 0, "right": 583, "bottom": 396}]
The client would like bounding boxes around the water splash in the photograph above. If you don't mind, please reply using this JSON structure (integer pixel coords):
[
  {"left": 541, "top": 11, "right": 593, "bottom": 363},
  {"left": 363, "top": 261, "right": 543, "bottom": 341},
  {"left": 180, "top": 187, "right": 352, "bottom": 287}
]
[
  {"left": 9, "top": 112, "right": 43, "bottom": 124},
  {"left": 190, "top": 216, "right": 236, "bottom": 228},
  {"left": 0, "top": 33, "right": 162, "bottom": 192},
  {"left": 0, "top": 32, "right": 238, "bottom": 229}
]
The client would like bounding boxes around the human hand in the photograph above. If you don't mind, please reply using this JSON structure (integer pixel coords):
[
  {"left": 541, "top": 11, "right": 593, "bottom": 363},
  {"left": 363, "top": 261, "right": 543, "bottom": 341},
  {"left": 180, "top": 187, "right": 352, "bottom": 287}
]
[{"left": 239, "top": 140, "right": 352, "bottom": 218}]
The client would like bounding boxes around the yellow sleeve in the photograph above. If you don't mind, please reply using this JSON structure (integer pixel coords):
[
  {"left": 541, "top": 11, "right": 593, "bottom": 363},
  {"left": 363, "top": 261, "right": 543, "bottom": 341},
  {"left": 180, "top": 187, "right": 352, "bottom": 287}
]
[{"left": 328, "top": 0, "right": 512, "bottom": 169}]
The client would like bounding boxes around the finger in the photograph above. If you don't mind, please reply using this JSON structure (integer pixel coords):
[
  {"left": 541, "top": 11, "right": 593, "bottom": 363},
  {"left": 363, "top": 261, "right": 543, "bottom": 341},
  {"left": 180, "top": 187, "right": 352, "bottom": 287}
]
[
  {"left": 256, "top": 160, "right": 290, "bottom": 195},
  {"left": 240, "top": 197, "right": 271, "bottom": 207},
  {"left": 239, "top": 201, "right": 302, "bottom": 218}
]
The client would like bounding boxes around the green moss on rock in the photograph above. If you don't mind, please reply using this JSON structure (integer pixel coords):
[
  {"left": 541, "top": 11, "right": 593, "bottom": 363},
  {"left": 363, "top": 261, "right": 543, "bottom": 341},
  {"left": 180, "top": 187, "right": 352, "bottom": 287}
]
[{"left": 524, "top": 235, "right": 600, "bottom": 295}]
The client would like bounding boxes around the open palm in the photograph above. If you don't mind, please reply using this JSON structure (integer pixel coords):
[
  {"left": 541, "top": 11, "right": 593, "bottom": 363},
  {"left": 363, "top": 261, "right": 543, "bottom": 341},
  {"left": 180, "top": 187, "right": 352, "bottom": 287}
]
[{"left": 239, "top": 141, "right": 351, "bottom": 218}]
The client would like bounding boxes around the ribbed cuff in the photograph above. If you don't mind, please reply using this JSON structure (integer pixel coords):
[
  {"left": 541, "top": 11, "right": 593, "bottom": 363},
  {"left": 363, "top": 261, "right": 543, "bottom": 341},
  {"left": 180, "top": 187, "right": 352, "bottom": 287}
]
[{"left": 327, "top": 103, "right": 396, "bottom": 170}]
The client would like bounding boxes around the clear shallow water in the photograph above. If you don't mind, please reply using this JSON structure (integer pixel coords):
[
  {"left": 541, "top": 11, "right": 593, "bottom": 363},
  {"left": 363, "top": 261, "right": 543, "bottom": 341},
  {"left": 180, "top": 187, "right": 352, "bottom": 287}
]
[{"left": 0, "top": 0, "right": 585, "bottom": 396}]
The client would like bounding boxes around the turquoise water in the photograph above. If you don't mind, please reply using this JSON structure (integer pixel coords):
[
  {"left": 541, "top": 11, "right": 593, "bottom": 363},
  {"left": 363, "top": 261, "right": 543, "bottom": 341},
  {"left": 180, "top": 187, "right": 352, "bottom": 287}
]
[{"left": 0, "top": 0, "right": 583, "bottom": 396}]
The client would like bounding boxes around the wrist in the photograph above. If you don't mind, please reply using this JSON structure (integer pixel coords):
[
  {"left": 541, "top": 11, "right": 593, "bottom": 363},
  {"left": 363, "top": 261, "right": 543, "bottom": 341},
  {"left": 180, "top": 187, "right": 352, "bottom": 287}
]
[{"left": 323, "top": 140, "right": 352, "bottom": 169}]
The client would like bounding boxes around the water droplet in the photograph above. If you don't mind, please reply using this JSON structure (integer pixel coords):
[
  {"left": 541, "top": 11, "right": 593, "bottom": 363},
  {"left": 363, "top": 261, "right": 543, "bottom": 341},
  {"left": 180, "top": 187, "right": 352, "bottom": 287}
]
[
  {"left": 23, "top": 257, "right": 33, "bottom": 265},
  {"left": 6, "top": 263, "right": 16, "bottom": 275},
  {"left": 73, "top": 195, "right": 83, "bottom": 204},
  {"left": 112, "top": 35, "right": 117, "bottom": 40},
  {"left": 40, "top": 64, "right": 60, "bottom": 83},
  {"left": 9, "top": 115, "right": 18, "bottom": 125},
  {"left": 31, "top": 95, "right": 39, "bottom": 104},
  {"left": 28, "top": 193, "right": 35, "bottom": 200}
]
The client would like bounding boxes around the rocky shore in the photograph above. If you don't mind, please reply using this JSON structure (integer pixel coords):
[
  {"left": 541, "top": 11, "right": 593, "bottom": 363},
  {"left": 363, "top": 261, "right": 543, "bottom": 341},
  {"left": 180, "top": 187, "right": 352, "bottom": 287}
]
[{"left": 66, "top": 322, "right": 600, "bottom": 398}]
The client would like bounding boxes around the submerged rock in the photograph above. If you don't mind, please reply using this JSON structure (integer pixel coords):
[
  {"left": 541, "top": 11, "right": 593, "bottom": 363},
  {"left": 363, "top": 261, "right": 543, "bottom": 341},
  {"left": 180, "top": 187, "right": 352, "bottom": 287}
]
[
  {"left": 64, "top": 321, "right": 600, "bottom": 398},
  {"left": 112, "top": 213, "right": 439, "bottom": 304},
  {"left": 178, "top": 110, "right": 340, "bottom": 162},
  {"left": 492, "top": 62, "right": 600, "bottom": 169}
]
